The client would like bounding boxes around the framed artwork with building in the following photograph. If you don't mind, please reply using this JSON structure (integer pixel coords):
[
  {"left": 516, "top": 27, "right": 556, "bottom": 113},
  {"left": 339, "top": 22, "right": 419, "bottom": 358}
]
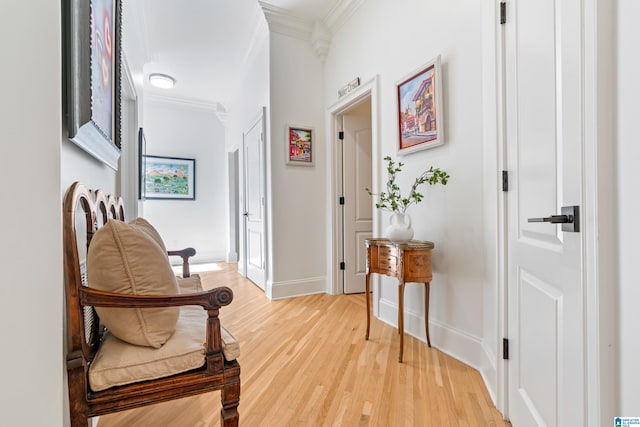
[
  {"left": 396, "top": 55, "right": 444, "bottom": 154},
  {"left": 286, "top": 125, "right": 314, "bottom": 166},
  {"left": 65, "top": 0, "right": 122, "bottom": 170}
]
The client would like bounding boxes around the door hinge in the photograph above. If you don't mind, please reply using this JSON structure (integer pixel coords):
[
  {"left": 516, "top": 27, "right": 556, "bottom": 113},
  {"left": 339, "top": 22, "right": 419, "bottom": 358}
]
[
  {"left": 500, "top": 1, "right": 507, "bottom": 24},
  {"left": 340, "top": 262, "right": 346, "bottom": 270},
  {"left": 502, "top": 170, "right": 508, "bottom": 192},
  {"left": 503, "top": 338, "right": 509, "bottom": 360},
  {"left": 338, "top": 131, "right": 344, "bottom": 140},
  {"left": 339, "top": 196, "right": 345, "bottom": 205}
]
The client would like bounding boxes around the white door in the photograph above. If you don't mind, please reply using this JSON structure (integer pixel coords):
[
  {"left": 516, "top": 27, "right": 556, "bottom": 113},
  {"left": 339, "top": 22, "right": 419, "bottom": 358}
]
[
  {"left": 505, "top": 0, "right": 585, "bottom": 425},
  {"left": 242, "top": 109, "right": 266, "bottom": 290},
  {"left": 341, "top": 98, "right": 373, "bottom": 294}
]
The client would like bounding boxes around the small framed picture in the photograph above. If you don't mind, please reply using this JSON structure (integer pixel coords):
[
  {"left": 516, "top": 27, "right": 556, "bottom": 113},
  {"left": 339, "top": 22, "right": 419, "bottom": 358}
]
[
  {"left": 396, "top": 55, "right": 444, "bottom": 155},
  {"left": 143, "top": 155, "right": 196, "bottom": 200},
  {"left": 286, "top": 125, "right": 314, "bottom": 166}
]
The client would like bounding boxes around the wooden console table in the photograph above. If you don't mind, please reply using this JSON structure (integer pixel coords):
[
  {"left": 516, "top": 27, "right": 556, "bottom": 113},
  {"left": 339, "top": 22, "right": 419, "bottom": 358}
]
[{"left": 365, "top": 238, "right": 434, "bottom": 362}]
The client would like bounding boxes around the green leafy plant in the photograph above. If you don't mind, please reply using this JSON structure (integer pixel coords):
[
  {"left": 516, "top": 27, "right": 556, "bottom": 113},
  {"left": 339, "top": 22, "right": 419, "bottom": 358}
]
[{"left": 366, "top": 156, "right": 449, "bottom": 213}]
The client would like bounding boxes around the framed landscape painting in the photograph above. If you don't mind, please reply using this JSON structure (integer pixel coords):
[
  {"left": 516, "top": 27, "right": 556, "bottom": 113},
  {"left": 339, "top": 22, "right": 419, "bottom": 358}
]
[
  {"left": 396, "top": 55, "right": 444, "bottom": 155},
  {"left": 143, "top": 155, "right": 196, "bottom": 200}
]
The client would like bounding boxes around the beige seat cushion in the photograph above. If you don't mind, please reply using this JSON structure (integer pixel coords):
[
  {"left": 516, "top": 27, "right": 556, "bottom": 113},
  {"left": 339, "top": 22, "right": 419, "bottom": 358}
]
[
  {"left": 87, "top": 219, "right": 179, "bottom": 348},
  {"left": 88, "top": 306, "right": 240, "bottom": 392},
  {"left": 177, "top": 274, "right": 203, "bottom": 293}
]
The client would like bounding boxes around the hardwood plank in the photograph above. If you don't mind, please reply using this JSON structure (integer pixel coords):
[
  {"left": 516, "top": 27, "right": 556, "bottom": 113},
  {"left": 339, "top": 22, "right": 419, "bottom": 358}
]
[{"left": 97, "top": 263, "right": 510, "bottom": 427}]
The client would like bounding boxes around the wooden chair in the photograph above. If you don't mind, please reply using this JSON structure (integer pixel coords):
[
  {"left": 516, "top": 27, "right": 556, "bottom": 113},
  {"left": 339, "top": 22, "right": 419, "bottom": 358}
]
[{"left": 63, "top": 182, "right": 240, "bottom": 426}]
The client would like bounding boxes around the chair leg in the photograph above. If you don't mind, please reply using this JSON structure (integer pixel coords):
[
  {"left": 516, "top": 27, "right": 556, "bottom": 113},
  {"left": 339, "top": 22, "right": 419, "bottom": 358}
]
[
  {"left": 220, "top": 380, "right": 240, "bottom": 427},
  {"left": 69, "top": 411, "right": 91, "bottom": 427},
  {"left": 67, "top": 365, "right": 91, "bottom": 427}
]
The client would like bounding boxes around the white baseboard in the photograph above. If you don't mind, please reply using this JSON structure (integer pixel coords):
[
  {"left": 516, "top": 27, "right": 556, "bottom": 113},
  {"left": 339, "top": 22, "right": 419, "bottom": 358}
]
[
  {"left": 479, "top": 340, "right": 498, "bottom": 404},
  {"left": 378, "top": 298, "right": 499, "bottom": 407},
  {"left": 227, "top": 251, "right": 238, "bottom": 262},
  {"left": 268, "top": 276, "right": 326, "bottom": 300},
  {"left": 169, "top": 252, "right": 227, "bottom": 267}
]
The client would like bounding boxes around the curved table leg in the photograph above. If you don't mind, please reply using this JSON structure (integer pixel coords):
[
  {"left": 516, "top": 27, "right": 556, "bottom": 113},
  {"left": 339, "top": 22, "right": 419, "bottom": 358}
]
[
  {"left": 425, "top": 281, "right": 431, "bottom": 348},
  {"left": 365, "top": 272, "right": 371, "bottom": 340},
  {"left": 398, "top": 281, "right": 406, "bottom": 363}
]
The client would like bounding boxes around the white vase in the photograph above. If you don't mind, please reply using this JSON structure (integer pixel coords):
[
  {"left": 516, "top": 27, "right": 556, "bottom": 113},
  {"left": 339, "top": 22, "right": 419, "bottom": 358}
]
[{"left": 385, "top": 212, "right": 414, "bottom": 243}]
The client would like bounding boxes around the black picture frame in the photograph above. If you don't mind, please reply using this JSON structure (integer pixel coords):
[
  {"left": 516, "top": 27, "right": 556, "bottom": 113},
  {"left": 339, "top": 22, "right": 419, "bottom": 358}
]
[
  {"left": 137, "top": 128, "right": 146, "bottom": 200},
  {"left": 64, "top": 0, "right": 122, "bottom": 170},
  {"left": 143, "top": 155, "right": 196, "bottom": 200}
]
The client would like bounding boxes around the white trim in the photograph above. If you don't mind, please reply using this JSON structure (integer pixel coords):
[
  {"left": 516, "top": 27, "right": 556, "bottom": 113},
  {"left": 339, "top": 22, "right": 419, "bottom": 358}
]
[
  {"left": 242, "top": 7, "right": 269, "bottom": 67},
  {"left": 583, "top": 0, "right": 616, "bottom": 425},
  {"left": 259, "top": 1, "right": 312, "bottom": 40},
  {"left": 119, "top": 54, "right": 140, "bottom": 218},
  {"left": 241, "top": 107, "right": 269, "bottom": 293},
  {"left": 324, "top": 0, "right": 366, "bottom": 33},
  {"left": 269, "top": 276, "right": 327, "bottom": 300},
  {"left": 481, "top": 0, "right": 507, "bottom": 416},
  {"left": 327, "top": 76, "right": 380, "bottom": 296},
  {"left": 145, "top": 93, "right": 226, "bottom": 113}
]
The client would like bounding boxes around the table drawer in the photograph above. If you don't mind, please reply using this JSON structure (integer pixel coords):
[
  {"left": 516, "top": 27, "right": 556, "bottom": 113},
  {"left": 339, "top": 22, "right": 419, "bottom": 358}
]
[
  {"left": 376, "top": 246, "right": 397, "bottom": 271},
  {"left": 378, "top": 245, "right": 397, "bottom": 259},
  {"left": 378, "top": 254, "right": 396, "bottom": 270}
]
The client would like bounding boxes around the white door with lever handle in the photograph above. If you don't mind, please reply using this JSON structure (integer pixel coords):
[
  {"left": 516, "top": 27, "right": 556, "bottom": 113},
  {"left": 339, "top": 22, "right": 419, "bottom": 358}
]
[{"left": 504, "top": 0, "right": 586, "bottom": 425}]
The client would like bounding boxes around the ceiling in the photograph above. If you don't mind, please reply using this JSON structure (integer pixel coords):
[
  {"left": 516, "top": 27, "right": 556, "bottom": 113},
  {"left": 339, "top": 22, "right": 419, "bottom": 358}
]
[{"left": 124, "top": 0, "right": 341, "bottom": 109}]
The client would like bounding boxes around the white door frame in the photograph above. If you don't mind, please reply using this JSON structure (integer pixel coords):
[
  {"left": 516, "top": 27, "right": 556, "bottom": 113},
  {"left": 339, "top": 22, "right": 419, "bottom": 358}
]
[
  {"left": 327, "top": 76, "right": 380, "bottom": 296},
  {"left": 241, "top": 107, "right": 268, "bottom": 289},
  {"left": 118, "top": 54, "right": 139, "bottom": 218},
  {"left": 488, "top": 0, "right": 615, "bottom": 422},
  {"left": 227, "top": 149, "right": 240, "bottom": 263}
]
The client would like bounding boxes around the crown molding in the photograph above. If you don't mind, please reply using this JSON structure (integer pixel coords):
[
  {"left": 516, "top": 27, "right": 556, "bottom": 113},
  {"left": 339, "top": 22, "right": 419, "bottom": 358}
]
[
  {"left": 242, "top": 6, "right": 270, "bottom": 67},
  {"left": 145, "top": 93, "right": 227, "bottom": 114},
  {"left": 311, "top": 21, "right": 331, "bottom": 63},
  {"left": 324, "top": 0, "right": 366, "bottom": 33},
  {"left": 259, "top": 1, "right": 313, "bottom": 40}
]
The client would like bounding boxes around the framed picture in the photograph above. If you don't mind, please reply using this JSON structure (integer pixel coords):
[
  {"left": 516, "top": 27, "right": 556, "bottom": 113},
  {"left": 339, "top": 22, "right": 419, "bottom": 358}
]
[
  {"left": 65, "top": 0, "right": 122, "bottom": 170},
  {"left": 137, "top": 128, "right": 146, "bottom": 200},
  {"left": 396, "top": 55, "right": 444, "bottom": 155},
  {"left": 287, "top": 125, "right": 314, "bottom": 166},
  {"left": 143, "top": 155, "right": 196, "bottom": 200}
]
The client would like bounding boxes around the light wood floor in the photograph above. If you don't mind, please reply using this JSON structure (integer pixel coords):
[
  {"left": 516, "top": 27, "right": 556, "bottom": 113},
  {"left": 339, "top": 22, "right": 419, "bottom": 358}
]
[{"left": 98, "top": 263, "right": 510, "bottom": 427}]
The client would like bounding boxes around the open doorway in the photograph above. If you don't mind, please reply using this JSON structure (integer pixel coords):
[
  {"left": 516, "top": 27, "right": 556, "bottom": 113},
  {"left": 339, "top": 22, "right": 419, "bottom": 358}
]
[
  {"left": 241, "top": 108, "right": 267, "bottom": 290},
  {"left": 227, "top": 149, "right": 240, "bottom": 262},
  {"left": 337, "top": 98, "right": 373, "bottom": 294},
  {"left": 329, "top": 77, "right": 379, "bottom": 296}
]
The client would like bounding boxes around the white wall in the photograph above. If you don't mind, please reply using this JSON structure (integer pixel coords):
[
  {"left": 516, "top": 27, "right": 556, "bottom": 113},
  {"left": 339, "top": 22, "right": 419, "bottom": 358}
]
[
  {"left": 143, "top": 98, "right": 228, "bottom": 263},
  {"left": 324, "top": 0, "right": 492, "bottom": 379},
  {"left": 268, "top": 32, "right": 327, "bottom": 298},
  {"left": 0, "top": 2, "right": 64, "bottom": 426},
  {"left": 226, "top": 10, "right": 270, "bottom": 277},
  {"left": 616, "top": 0, "right": 640, "bottom": 415},
  {"left": 61, "top": 141, "right": 118, "bottom": 194}
]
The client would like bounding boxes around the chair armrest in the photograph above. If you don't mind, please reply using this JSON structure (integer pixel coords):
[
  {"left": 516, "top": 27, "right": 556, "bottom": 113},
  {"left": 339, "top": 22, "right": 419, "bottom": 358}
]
[
  {"left": 167, "top": 247, "right": 196, "bottom": 278},
  {"left": 79, "top": 286, "right": 233, "bottom": 367},
  {"left": 79, "top": 285, "right": 232, "bottom": 310}
]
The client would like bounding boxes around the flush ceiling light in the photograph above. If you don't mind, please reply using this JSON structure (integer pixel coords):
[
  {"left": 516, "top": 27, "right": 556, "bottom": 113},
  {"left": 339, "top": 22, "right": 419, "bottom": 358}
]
[{"left": 149, "top": 73, "right": 176, "bottom": 89}]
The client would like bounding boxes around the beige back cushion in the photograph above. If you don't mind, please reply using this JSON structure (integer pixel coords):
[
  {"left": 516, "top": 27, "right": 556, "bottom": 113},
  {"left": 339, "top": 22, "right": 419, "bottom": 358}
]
[
  {"left": 130, "top": 217, "right": 168, "bottom": 254},
  {"left": 87, "top": 219, "right": 179, "bottom": 348}
]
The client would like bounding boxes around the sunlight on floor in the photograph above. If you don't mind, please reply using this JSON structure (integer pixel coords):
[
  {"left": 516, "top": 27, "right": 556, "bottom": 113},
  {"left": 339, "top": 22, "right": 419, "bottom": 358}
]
[{"left": 172, "top": 262, "right": 223, "bottom": 275}]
